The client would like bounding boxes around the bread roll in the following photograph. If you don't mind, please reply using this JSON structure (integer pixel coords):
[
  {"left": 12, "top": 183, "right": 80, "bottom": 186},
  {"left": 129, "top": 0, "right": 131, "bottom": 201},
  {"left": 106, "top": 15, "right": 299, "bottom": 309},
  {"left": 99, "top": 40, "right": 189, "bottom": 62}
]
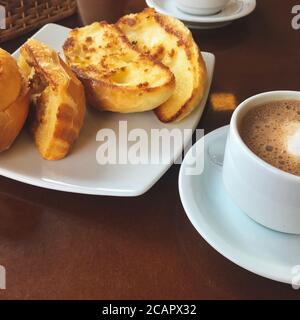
[
  {"left": 0, "top": 48, "right": 22, "bottom": 111},
  {"left": 0, "top": 49, "right": 29, "bottom": 152},
  {"left": 0, "top": 82, "right": 30, "bottom": 152}
]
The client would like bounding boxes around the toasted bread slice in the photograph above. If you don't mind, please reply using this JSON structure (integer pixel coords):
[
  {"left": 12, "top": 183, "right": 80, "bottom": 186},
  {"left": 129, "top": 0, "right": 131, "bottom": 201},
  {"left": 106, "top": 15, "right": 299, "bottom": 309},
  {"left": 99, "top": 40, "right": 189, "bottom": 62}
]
[
  {"left": 118, "top": 8, "right": 207, "bottom": 122},
  {"left": 63, "top": 22, "right": 175, "bottom": 113},
  {"left": 18, "top": 39, "right": 86, "bottom": 160}
]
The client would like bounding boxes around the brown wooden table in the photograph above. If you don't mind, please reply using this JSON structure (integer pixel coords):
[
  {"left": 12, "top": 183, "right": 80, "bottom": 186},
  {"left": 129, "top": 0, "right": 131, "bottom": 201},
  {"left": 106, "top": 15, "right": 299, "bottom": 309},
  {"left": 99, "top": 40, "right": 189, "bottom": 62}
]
[{"left": 0, "top": 0, "right": 300, "bottom": 300}]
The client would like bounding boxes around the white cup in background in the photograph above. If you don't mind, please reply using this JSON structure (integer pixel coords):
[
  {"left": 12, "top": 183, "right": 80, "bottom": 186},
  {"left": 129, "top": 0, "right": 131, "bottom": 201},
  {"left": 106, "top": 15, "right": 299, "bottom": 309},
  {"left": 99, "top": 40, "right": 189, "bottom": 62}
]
[
  {"left": 223, "top": 91, "right": 300, "bottom": 234},
  {"left": 175, "top": 0, "right": 230, "bottom": 16}
]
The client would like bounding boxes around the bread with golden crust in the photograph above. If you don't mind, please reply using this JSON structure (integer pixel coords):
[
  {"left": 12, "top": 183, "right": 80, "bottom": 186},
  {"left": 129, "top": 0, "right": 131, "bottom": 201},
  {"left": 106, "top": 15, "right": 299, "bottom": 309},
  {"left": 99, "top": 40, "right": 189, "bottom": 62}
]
[
  {"left": 118, "top": 8, "right": 207, "bottom": 122},
  {"left": 0, "top": 79, "right": 30, "bottom": 152},
  {"left": 63, "top": 21, "right": 175, "bottom": 113},
  {"left": 0, "top": 48, "right": 23, "bottom": 111},
  {"left": 18, "top": 39, "right": 86, "bottom": 160},
  {"left": 0, "top": 49, "right": 29, "bottom": 152}
]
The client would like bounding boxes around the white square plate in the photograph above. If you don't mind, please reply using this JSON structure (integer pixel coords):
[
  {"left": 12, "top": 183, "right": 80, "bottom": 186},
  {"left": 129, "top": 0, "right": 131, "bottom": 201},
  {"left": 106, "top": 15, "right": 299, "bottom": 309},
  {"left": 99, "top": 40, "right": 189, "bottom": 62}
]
[{"left": 0, "top": 24, "right": 215, "bottom": 197}]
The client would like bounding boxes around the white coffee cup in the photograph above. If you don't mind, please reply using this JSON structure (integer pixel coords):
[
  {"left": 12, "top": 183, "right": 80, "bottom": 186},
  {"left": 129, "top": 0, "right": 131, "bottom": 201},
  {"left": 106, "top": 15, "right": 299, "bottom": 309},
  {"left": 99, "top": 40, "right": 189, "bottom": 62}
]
[
  {"left": 175, "top": 0, "right": 230, "bottom": 16},
  {"left": 223, "top": 91, "right": 300, "bottom": 234}
]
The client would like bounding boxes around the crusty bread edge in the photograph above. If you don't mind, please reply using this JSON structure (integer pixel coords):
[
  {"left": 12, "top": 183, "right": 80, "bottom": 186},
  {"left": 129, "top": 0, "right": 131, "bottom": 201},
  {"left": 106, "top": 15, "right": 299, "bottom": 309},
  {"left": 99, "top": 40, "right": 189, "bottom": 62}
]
[
  {"left": 0, "top": 48, "right": 23, "bottom": 112},
  {"left": 118, "top": 8, "right": 207, "bottom": 123},
  {"left": 0, "top": 79, "right": 30, "bottom": 152},
  {"left": 150, "top": 9, "right": 207, "bottom": 123},
  {"left": 39, "top": 58, "right": 86, "bottom": 160},
  {"left": 159, "top": 44, "right": 207, "bottom": 123},
  {"left": 19, "top": 40, "right": 86, "bottom": 160}
]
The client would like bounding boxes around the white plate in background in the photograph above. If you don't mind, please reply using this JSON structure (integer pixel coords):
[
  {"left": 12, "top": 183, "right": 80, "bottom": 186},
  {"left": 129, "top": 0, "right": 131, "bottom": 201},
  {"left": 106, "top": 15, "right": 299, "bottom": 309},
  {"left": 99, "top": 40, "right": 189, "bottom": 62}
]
[{"left": 146, "top": 0, "right": 256, "bottom": 29}]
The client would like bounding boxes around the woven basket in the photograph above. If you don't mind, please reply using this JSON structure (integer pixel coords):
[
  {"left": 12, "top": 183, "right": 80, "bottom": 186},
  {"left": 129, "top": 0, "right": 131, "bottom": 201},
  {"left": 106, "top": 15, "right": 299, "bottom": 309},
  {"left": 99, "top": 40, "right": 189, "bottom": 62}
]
[{"left": 0, "top": 0, "right": 76, "bottom": 43}]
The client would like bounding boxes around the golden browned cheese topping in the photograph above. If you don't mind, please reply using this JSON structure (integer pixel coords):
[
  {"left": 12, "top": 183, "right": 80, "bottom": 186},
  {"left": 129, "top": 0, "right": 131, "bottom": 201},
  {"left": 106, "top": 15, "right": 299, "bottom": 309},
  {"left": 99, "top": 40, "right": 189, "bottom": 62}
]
[{"left": 63, "top": 22, "right": 173, "bottom": 88}]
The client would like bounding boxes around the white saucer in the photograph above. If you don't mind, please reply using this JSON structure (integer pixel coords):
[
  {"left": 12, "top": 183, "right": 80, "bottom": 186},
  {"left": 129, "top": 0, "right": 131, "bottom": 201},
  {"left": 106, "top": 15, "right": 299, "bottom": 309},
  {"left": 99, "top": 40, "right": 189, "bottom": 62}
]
[
  {"left": 146, "top": 0, "right": 256, "bottom": 29},
  {"left": 185, "top": 21, "right": 231, "bottom": 30},
  {"left": 179, "top": 126, "right": 300, "bottom": 284}
]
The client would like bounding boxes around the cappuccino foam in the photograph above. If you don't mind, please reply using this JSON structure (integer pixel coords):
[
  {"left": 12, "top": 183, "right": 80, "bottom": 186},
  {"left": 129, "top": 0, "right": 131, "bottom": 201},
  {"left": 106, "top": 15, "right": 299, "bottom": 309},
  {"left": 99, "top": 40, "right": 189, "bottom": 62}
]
[{"left": 240, "top": 100, "right": 300, "bottom": 176}]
